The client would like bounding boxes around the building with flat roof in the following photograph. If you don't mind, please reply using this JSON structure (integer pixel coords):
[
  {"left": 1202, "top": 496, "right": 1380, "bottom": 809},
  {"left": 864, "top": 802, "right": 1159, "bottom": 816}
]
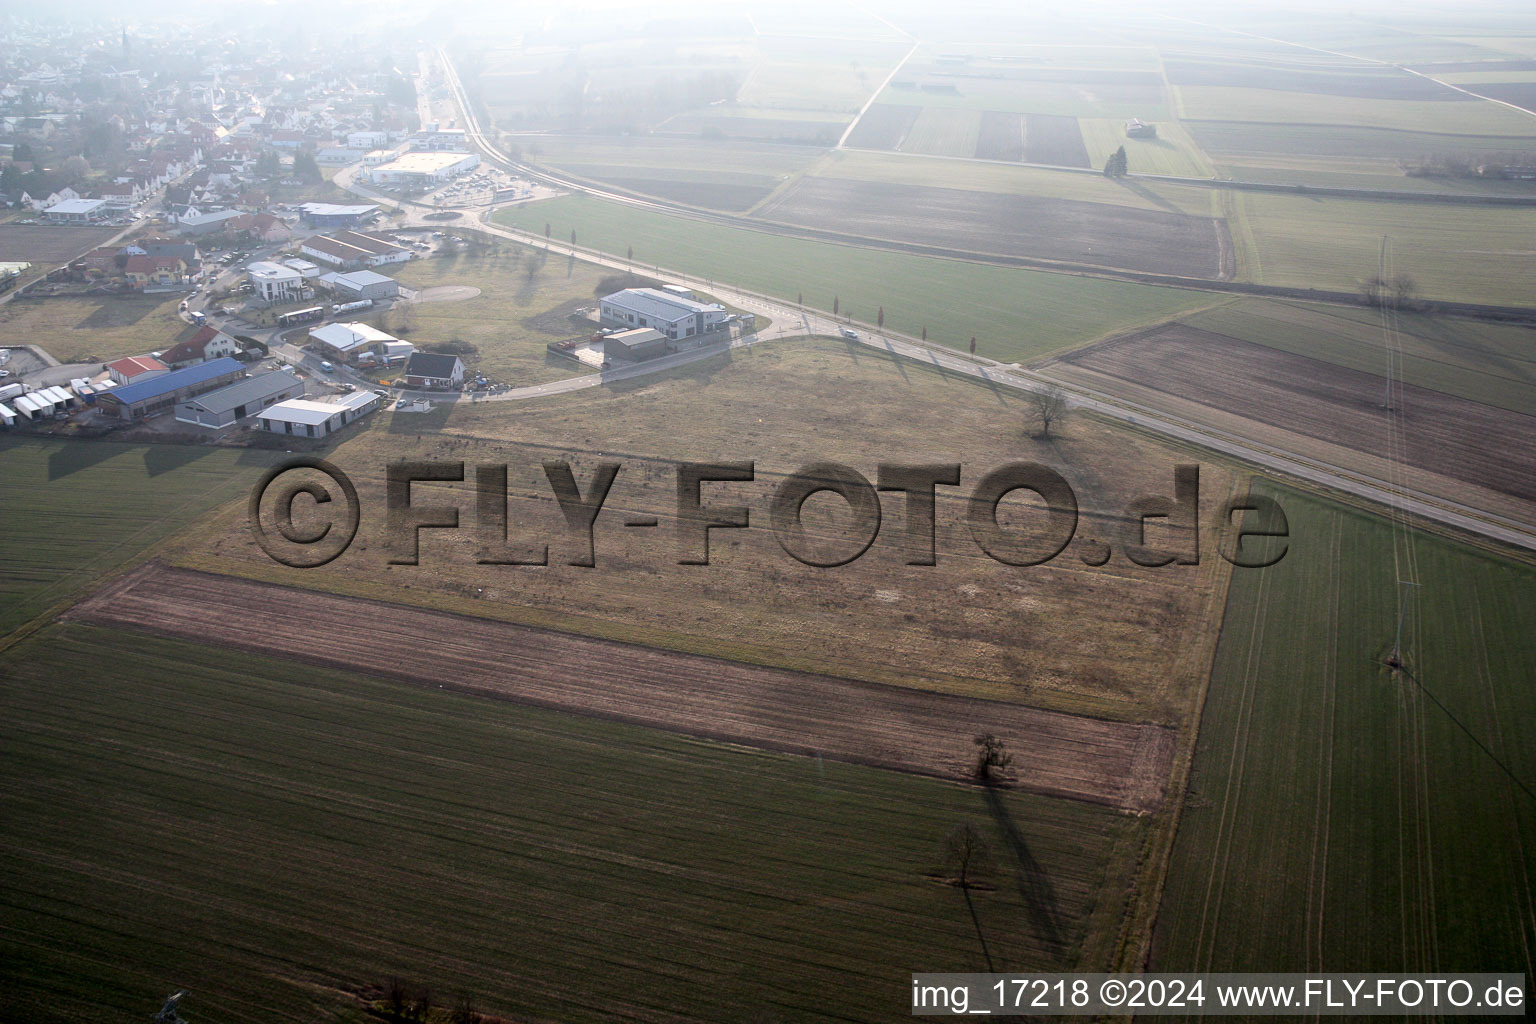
[
  {"left": 368, "top": 150, "right": 479, "bottom": 186},
  {"left": 44, "top": 198, "right": 110, "bottom": 223},
  {"left": 95, "top": 357, "right": 245, "bottom": 420},
  {"left": 174, "top": 369, "right": 303, "bottom": 428},
  {"left": 598, "top": 287, "right": 728, "bottom": 341},
  {"left": 297, "top": 202, "right": 379, "bottom": 228},
  {"left": 257, "top": 391, "right": 380, "bottom": 438},
  {"left": 246, "top": 260, "right": 307, "bottom": 302},
  {"left": 309, "top": 321, "right": 398, "bottom": 362}
]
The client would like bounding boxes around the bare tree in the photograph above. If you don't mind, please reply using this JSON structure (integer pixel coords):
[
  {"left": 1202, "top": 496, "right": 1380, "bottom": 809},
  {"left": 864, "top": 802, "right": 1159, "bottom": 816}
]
[
  {"left": 973, "top": 733, "right": 1014, "bottom": 782},
  {"left": 386, "top": 977, "right": 407, "bottom": 1022},
  {"left": 877, "top": 306, "right": 885, "bottom": 329},
  {"left": 451, "top": 995, "right": 482, "bottom": 1024},
  {"left": 1391, "top": 273, "right": 1417, "bottom": 308},
  {"left": 1029, "top": 384, "right": 1068, "bottom": 438},
  {"left": 943, "top": 823, "right": 992, "bottom": 888}
]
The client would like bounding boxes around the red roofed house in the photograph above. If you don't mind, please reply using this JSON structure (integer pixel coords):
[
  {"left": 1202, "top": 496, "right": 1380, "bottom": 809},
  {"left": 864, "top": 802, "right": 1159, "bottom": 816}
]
[
  {"left": 122, "top": 254, "right": 187, "bottom": 289},
  {"left": 108, "top": 355, "right": 170, "bottom": 385},
  {"left": 156, "top": 325, "right": 240, "bottom": 369}
]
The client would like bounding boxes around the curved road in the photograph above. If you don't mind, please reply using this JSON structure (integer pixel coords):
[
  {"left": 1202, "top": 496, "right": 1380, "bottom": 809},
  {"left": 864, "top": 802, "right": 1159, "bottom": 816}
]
[{"left": 328, "top": 58, "right": 1536, "bottom": 552}]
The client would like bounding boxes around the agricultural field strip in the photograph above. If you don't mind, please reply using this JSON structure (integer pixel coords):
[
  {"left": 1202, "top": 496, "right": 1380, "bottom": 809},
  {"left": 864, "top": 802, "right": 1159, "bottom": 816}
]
[{"left": 67, "top": 564, "right": 1177, "bottom": 812}]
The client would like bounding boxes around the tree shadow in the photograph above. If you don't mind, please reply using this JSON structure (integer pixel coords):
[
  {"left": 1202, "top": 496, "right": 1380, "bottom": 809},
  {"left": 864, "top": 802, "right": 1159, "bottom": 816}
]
[
  {"left": 982, "top": 784, "right": 1066, "bottom": 955},
  {"left": 1114, "top": 177, "right": 1185, "bottom": 215},
  {"left": 961, "top": 886, "right": 997, "bottom": 972}
]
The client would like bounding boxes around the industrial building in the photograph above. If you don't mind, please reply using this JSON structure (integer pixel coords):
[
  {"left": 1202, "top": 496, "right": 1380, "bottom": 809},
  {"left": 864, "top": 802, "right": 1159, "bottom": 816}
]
[
  {"left": 598, "top": 288, "right": 729, "bottom": 341},
  {"left": 309, "top": 321, "right": 398, "bottom": 363},
  {"left": 603, "top": 327, "right": 668, "bottom": 361},
  {"left": 44, "top": 198, "right": 110, "bottom": 223},
  {"left": 368, "top": 151, "right": 479, "bottom": 187},
  {"left": 300, "top": 230, "right": 411, "bottom": 269},
  {"left": 174, "top": 369, "right": 304, "bottom": 429},
  {"left": 297, "top": 202, "right": 379, "bottom": 228},
  {"left": 321, "top": 270, "right": 400, "bottom": 302},
  {"left": 95, "top": 358, "right": 245, "bottom": 420},
  {"left": 257, "top": 391, "right": 380, "bottom": 438}
]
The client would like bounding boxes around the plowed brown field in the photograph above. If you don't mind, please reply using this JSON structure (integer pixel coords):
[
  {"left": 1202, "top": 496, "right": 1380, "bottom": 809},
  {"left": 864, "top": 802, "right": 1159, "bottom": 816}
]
[{"left": 68, "top": 563, "right": 1176, "bottom": 811}]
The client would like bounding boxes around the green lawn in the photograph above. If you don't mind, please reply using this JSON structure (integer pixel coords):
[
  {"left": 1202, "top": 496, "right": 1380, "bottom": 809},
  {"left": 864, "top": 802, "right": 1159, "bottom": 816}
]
[
  {"left": 1153, "top": 483, "right": 1536, "bottom": 974},
  {"left": 495, "top": 194, "right": 1217, "bottom": 362},
  {"left": 1226, "top": 190, "right": 1536, "bottom": 306},
  {"left": 0, "top": 438, "right": 278, "bottom": 639},
  {"left": 0, "top": 625, "right": 1148, "bottom": 1023},
  {"left": 1183, "top": 298, "right": 1536, "bottom": 415}
]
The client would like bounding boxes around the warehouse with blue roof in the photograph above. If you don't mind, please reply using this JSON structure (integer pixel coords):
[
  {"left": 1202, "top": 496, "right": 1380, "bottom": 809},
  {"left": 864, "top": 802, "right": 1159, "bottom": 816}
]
[{"left": 95, "top": 357, "right": 246, "bottom": 421}]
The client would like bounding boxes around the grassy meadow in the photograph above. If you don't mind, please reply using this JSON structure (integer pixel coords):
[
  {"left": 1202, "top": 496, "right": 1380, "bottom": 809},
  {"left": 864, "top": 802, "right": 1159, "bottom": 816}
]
[{"left": 0, "top": 291, "right": 188, "bottom": 364}]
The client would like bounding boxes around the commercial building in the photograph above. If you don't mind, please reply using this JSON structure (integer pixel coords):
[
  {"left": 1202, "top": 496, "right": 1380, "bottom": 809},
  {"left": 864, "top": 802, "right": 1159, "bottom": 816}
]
[
  {"left": 174, "top": 369, "right": 304, "bottom": 428},
  {"left": 95, "top": 357, "right": 245, "bottom": 420},
  {"left": 402, "top": 352, "right": 465, "bottom": 390},
  {"left": 300, "top": 230, "right": 411, "bottom": 269},
  {"left": 107, "top": 355, "right": 169, "bottom": 385},
  {"left": 603, "top": 327, "right": 668, "bottom": 361},
  {"left": 297, "top": 202, "right": 379, "bottom": 228},
  {"left": 321, "top": 269, "right": 400, "bottom": 302},
  {"left": 176, "top": 209, "right": 247, "bottom": 235},
  {"left": 257, "top": 391, "right": 380, "bottom": 438},
  {"left": 246, "top": 260, "right": 308, "bottom": 302},
  {"left": 412, "top": 128, "right": 469, "bottom": 151},
  {"left": 598, "top": 288, "right": 729, "bottom": 341},
  {"left": 368, "top": 151, "right": 479, "bottom": 187},
  {"left": 309, "top": 321, "right": 398, "bottom": 363},
  {"left": 43, "top": 198, "right": 111, "bottom": 223}
]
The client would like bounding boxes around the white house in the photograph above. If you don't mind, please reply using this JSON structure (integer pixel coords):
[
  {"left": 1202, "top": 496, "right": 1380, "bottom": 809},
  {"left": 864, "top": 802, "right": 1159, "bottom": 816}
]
[{"left": 246, "top": 260, "right": 307, "bottom": 302}]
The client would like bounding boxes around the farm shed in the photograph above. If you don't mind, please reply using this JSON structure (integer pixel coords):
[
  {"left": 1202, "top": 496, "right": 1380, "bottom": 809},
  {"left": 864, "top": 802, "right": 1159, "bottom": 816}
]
[
  {"left": 604, "top": 327, "right": 668, "bottom": 361},
  {"left": 257, "top": 391, "right": 379, "bottom": 438},
  {"left": 95, "top": 358, "right": 245, "bottom": 421},
  {"left": 174, "top": 370, "right": 304, "bottom": 429}
]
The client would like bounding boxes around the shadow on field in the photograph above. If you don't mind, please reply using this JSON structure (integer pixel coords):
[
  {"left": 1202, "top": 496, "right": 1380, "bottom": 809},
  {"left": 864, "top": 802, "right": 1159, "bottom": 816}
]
[
  {"left": 76, "top": 296, "right": 162, "bottom": 331},
  {"left": 143, "top": 443, "right": 217, "bottom": 478},
  {"left": 1115, "top": 177, "right": 1184, "bottom": 215},
  {"left": 47, "top": 439, "right": 125, "bottom": 481},
  {"left": 983, "top": 784, "right": 1066, "bottom": 955}
]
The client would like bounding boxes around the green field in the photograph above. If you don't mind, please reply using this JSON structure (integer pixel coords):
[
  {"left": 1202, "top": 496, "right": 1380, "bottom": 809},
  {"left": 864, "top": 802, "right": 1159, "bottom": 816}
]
[
  {"left": 0, "top": 291, "right": 188, "bottom": 364},
  {"left": 1153, "top": 484, "right": 1536, "bottom": 974},
  {"left": 1183, "top": 298, "right": 1536, "bottom": 415},
  {"left": 0, "top": 625, "right": 1147, "bottom": 1023},
  {"left": 1225, "top": 190, "right": 1536, "bottom": 306},
  {"left": 0, "top": 439, "right": 276, "bottom": 639},
  {"left": 495, "top": 194, "right": 1217, "bottom": 361},
  {"left": 1077, "top": 118, "right": 1216, "bottom": 178}
]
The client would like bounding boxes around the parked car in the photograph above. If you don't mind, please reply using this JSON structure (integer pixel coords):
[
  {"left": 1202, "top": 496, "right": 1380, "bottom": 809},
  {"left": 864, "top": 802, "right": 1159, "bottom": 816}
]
[
  {"left": 319, "top": 360, "right": 335, "bottom": 372},
  {"left": 840, "top": 328, "right": 859, "bottom": 339}
]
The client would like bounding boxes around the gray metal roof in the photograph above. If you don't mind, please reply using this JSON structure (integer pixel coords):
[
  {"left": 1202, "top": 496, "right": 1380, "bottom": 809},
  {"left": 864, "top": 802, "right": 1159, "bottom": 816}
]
[{"left": 179, "top": 370, "right": 299, "bottom": 415}]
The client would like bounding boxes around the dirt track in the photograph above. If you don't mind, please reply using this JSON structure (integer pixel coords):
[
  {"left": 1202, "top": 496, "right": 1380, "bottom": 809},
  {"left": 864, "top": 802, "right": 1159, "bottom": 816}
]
[{"left": 68, "top": 564, "right": 1176, "bottom": 812}]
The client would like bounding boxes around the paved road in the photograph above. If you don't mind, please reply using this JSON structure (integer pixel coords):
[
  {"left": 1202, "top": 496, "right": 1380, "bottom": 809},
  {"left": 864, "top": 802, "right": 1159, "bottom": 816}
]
[{"left": 329, "top": 59, "right": 1536, "bottom": 553}]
